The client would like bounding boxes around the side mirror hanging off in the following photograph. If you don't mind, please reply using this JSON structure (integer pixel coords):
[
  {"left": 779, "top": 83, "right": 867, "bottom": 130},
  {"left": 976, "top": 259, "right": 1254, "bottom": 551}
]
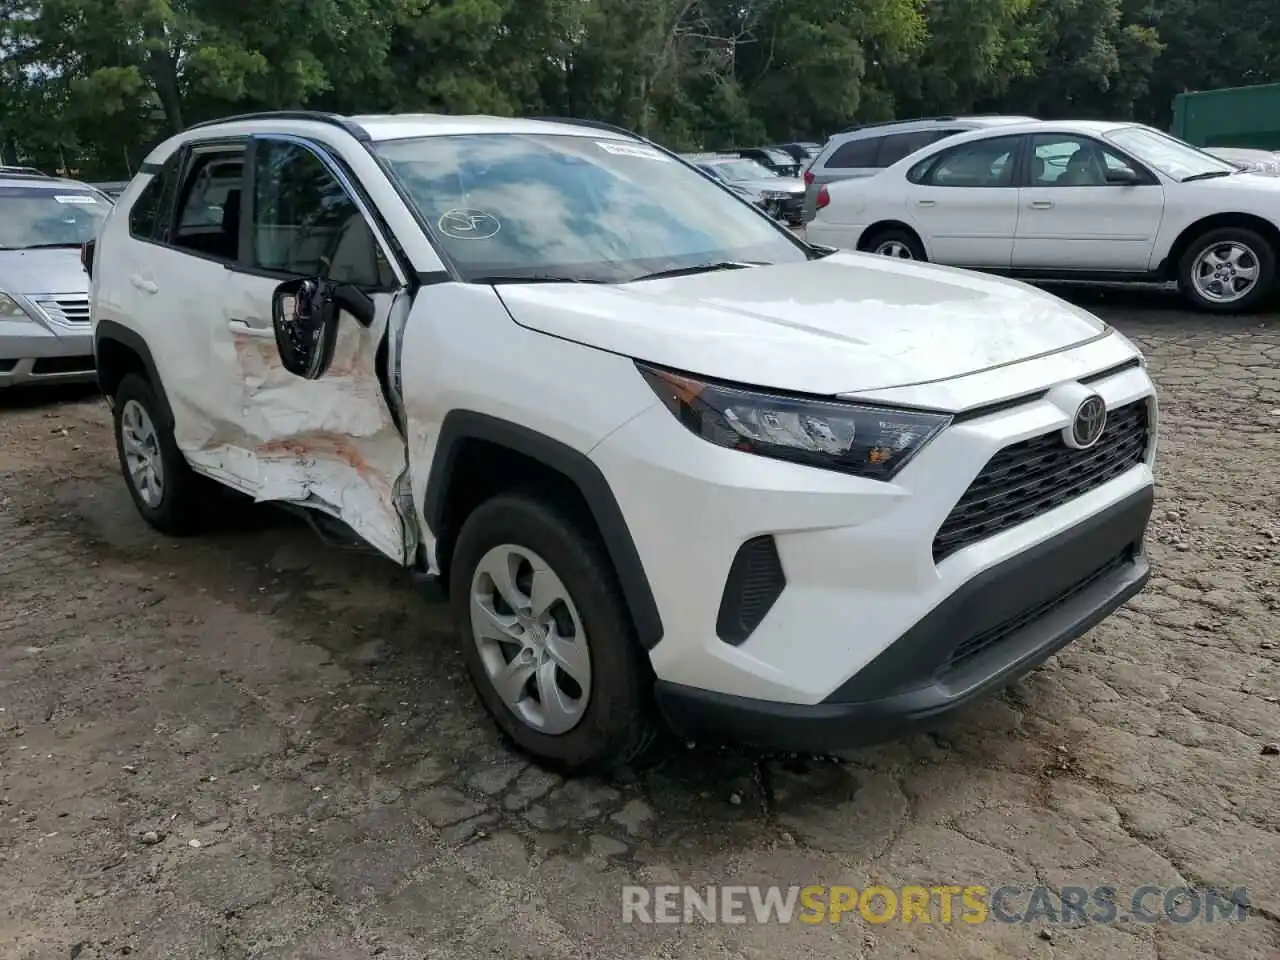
[{"left": 270, "top": 277, "right": 377, "bottom": 380}]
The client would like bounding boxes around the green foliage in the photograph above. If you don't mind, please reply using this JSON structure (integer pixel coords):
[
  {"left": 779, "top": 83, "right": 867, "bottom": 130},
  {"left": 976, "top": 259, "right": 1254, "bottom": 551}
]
[{"left": 0, "top": 0, "right": 1274, "bottom": 178}]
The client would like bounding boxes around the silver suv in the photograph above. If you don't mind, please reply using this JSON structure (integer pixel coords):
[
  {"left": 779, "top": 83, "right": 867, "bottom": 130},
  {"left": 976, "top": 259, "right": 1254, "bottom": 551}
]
[
  {"left": 1, "top": 171, "right": 111, "bottom": 387},
  {"left": 801, "top": 115, "right": 1036, "bottom": 221}
]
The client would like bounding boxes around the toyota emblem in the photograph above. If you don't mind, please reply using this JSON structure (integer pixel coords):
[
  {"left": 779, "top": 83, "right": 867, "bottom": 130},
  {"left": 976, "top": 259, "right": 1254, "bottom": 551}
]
[{"left": 1065, "top": 394, "right": 1108, "bottom": 449}]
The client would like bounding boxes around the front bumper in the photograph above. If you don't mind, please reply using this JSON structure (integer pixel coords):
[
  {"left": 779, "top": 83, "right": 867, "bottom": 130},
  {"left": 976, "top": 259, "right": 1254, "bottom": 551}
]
[
  {"left": 1, "top": 301, "right": 96, "bottom": 387},
  {"left": 590, "top": 335, "right": 1156, "bottom": 717},
  {"left": 655, "top": 485, "right": 1152, "bottom": 752},
  {"left": 761, "top": 194, "right": 804, "bottom": 224}
]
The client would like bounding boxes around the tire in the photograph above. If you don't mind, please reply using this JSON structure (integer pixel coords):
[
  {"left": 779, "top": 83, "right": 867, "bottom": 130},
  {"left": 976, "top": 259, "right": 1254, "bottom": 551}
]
[
  {"left": 1177, "top": 227, "right": 1276, "bottom": 313},
  {"left": 112, "top": 373, "right": 206, "bottom": 535},
  {"left": 864, "top": 227, "right": 926, "bottom": 261},
  {"left": 449, "top": 493, "right": 658, "bottom": 773}
]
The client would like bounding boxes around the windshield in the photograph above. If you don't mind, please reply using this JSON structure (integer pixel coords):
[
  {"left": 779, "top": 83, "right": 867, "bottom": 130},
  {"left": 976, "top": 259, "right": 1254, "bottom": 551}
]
[
  {"left": 1105, "top": 127, "right": 1238, "bottom": 181},
  {"left": 711, "top": 158, "right": 778, "bottom": 181},
  {"left": 0, "top": 185, "right": 110, "bottom": 249},
  {"left": 375, "top": 133, "right": 807, "bottom": 283}
]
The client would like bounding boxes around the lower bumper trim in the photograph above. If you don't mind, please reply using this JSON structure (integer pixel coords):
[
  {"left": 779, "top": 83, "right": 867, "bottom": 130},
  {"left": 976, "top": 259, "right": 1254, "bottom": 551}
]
[{"left": 655, "top": 484, "right": 1154, "bottom": 754}]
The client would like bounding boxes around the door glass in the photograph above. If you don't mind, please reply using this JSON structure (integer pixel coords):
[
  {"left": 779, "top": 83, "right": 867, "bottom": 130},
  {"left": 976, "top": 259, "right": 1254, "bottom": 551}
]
[
  {"left": 171, "top": 148, "right": 245, "bottom": 260},
  {"left": 251, "top": 140, "right": 394, "bottom": 288},
  {"left": 1030, "top": 136, "right": 1138, "bottom": 186},
  {"left": 926, "top": 137, "right": 1020, "bottom": 187},
  {"left": 826, "top": 137, "right": 880, "bottom": 169},
  {"left": 876, "top": 130, "right": 962, "bottom": 167}
]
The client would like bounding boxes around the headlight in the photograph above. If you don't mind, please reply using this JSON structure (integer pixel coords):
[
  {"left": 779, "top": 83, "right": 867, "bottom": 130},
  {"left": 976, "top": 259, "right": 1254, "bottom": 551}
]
[
  {"left": 637, "top": 363, "right": 951, "bottom": 481},
  {"left": 0, "top": 293, "right": 37, "bottom": 323}
]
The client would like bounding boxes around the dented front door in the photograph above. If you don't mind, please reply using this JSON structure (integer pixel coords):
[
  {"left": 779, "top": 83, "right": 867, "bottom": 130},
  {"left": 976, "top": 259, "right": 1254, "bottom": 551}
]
[{"left": 210, "top": 135, "right": 412, "bottom": 563}]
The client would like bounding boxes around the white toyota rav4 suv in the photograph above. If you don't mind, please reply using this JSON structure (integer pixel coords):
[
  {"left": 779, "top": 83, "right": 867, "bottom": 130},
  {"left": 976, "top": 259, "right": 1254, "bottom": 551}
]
[{"left": 86, "top": 111, "right": 1157, "bottom": 771}]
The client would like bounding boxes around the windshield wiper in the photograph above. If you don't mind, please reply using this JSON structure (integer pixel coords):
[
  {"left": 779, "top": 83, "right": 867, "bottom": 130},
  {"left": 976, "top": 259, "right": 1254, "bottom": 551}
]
[
  {"left": 1181, "top": 170, "right": 1234, "bottom": 182},
  {"left": 12, "top": 242, "right": 84, "bottom": 250},
  {"left": 471, "top": 274, "right": 608, "bottom": 285},
  {"left": 630, "top": 260, "right": 770, "bottom": 282}
]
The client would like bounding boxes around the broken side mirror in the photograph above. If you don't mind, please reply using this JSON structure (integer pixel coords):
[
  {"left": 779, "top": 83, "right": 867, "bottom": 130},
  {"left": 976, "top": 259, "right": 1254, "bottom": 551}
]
[{"left": 271, "top": 277, "right": 378, "bottom": 380}]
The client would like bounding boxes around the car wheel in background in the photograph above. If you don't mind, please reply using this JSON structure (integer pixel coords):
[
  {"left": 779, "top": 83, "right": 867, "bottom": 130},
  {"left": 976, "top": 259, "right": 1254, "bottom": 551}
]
[
  {"left": 864, "top": 228, "right": 926, "bottom": 261},
  {"left": 1178, "top": 227, "right": 1275, "bottom": 313}
]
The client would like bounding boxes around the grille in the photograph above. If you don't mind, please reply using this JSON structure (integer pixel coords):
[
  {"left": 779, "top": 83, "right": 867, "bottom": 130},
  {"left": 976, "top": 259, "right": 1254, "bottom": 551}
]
[
  {"left": 933, "top": 399, "right": 1150, "bottom": 563},
  {"left": 943, "top": 550, "right": 1131, "bottom": 671},
  {"left": 33, "top": 294, "right": 91, "bottom": 326}
]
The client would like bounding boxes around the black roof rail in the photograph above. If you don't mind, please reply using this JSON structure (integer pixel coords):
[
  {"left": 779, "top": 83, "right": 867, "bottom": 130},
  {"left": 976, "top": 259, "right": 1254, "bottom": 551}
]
[
  {"left": 841, "top": 115, "right": 959, "bottom": 133},
  {"left": 184, "top": 111, "right": 370, "bottom": 141}
]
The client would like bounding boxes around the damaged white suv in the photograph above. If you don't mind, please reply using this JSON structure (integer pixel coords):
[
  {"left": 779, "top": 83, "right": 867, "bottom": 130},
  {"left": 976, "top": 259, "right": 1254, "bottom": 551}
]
[{"left": 87, "top": 111, "right": 1158, "bottom": 771}]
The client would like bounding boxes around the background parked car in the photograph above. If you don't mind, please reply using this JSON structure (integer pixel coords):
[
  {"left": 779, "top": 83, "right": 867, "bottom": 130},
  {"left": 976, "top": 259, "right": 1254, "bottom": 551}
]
[
  {"left": 807, "top": 119, "right": 1280, "bottom": 313},
  {"left": 1201, "top": 146, "right": 1280, "bottom": 176},
  {"left": 688, "top": 153, "right": 805, "bottom": 224},
  {"left": 801, "top": 115, "right": 1037, "bottom": 222},
  {"left": 1, "top": 171, "right": 111, "bottom": 387},
  {"left": 772, "top": 142, "right": 822, "bottom": 165},
  {"left": 733, "top": 146, "right": 801, "bottom": 178}
]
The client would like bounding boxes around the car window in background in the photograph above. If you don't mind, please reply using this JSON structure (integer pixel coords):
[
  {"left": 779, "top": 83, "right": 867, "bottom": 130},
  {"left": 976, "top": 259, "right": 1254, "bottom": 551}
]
[
  {"left": 0, "top": 186, "right": 111, "bottom": 249},
  {"left": 826, "top": 137, "right": 880, "bottom": 169},
  {"left": 711, "top": 158, "right": 778, "bottom": 180},
  {"left": 1105, "top": 127, "right": 1236, "bottom": 181},
  {"left": 1029, "top": 136, "right": 1139, "bottom": 186},
  {"left": 374, "top": 133, "right": 807, "bottom": 283},
  {"left": 876, "top": 129, "right": 962, "bottom": 166},
  {"left": 923, "top": 136, "right": 1020, "bottom": 187}
]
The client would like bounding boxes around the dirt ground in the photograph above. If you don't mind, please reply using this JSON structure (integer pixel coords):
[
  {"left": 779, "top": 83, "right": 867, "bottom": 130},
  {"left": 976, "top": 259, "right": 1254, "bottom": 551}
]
[{"left": 1, "top": 287, "right": 1278, "bottom": 960}]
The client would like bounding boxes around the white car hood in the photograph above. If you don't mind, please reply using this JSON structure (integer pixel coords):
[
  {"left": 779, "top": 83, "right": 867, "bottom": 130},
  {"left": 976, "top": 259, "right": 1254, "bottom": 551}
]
[{"left": 496, "top": 252, "right": 1109, "bottom": 395}]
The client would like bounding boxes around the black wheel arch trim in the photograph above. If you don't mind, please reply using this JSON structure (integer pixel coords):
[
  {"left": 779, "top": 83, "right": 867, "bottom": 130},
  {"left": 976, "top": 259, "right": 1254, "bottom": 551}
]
[
  {"left": 93, "top": 319, "right": 175, "bottom": 428},
  {"left": 424, "top": 410, "right": 665, "bottom": 650}
]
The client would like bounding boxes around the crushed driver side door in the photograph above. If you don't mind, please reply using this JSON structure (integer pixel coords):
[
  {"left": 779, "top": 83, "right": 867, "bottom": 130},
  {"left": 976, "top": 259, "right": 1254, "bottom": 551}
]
[{"left": 211, "top": 134, "right": 415, "bottom": 563}]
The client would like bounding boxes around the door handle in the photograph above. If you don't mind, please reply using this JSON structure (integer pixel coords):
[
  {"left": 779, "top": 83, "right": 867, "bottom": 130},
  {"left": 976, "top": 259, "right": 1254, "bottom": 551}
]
[
  {"left": 916, "top": 199, "right": 937, "bottom": 207},
  {"left": 129, "top": 274, "right": 158, "bottom": 294},
  {"left": 1028, "top": 200, "right": 1055, "bottom": 209},
  {"left": 228, "top": 318, "right": 274, "bottom": 340}
]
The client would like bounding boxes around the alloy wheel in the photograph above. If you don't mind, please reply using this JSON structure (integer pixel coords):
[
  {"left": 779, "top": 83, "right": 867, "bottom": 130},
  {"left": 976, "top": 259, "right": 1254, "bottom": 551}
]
[
  {"left": 1191, "top": 241, "right": 1260, "bottom": 304},
  {"left": 469, "top": 543, "right": 592, "bottom": 735},
  {"left": 120, "top": 399, "right": 165, "bottom": 508}
]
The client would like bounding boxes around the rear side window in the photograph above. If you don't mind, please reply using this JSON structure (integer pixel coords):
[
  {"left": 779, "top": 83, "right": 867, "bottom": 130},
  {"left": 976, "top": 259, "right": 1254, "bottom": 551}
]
[
  {"left": 128, "top": 154, "right": 180, "bottom": 241},
  {"left": 825, "top": 137, "right": 881, "bottom": 169},
  {"left": 876, "top": 129, "right": 963, "bottom": 166}
]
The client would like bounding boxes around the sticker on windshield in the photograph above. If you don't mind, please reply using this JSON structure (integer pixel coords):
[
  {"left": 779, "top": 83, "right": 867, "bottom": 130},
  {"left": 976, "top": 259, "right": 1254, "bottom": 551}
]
[
  {"left": 595, "top": 141, "right": 672, "bottom": 162},
  {"left": 54, "top": 194, "right": 98, "bottom": 204},
  {"left": 437, "top": 209, "right": 501, "bottom": 240}
]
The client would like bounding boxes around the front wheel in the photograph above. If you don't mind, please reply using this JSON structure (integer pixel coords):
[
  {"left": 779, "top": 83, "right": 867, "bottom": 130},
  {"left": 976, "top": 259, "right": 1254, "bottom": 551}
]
[
  {"left": 1177, "top": 227, "right": 1276, "bottom": 313},
  {"left": 864, "top": 228, "right": 926, "bottom": 261},
  {"left": 449, "top": 493, "right": 658, "bottom": 773}
]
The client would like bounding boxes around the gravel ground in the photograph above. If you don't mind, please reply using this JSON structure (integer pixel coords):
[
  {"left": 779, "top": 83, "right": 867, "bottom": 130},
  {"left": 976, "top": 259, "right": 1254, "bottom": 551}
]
[{"left": 1, "top": 287, "right": 1277, "bottom": 960}]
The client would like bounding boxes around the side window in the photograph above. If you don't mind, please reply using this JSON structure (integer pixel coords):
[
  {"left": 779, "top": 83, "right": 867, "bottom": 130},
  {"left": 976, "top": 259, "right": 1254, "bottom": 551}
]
[
  {"left": 170, "top": 145, "right": 246, "bottom": 262},
  {"left": 128, "top": 153, "right": 181, "bottom": 242},
  {"left": 1030, "top": 135, "right": 1141, "bottom": 187},
  {"left": 922, "top": 136, "right": 1021, "bottom": 187},
  {"left": 876, "top": 129, "right": 962, "bottom": 167},
  {"left": 825, "top": 136, "right": 881, "bottom": 169},
  {"left": 251, "top": 140, "right": 394, "bottom": 288}
]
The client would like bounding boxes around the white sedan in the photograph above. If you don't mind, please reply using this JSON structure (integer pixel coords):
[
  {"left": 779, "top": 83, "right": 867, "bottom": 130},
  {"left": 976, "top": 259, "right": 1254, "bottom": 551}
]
[{"left": 807, "top": 119, "right": 1280, "bottom": 312}]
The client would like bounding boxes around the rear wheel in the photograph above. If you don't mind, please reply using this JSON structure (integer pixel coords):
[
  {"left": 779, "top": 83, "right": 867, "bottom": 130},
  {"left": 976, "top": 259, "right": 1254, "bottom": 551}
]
[
  {"left": 112, "top": 373, "right": 206, "bottom": 535},
  {"left": 449, "top": 493, "right": 658, "bottom": 772},
  {"left": 865, "top": 227, "right": 926, "bottom": 261},
  {"left": 1177, "top": 227, "right": 1275, "bottom": 313}
]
